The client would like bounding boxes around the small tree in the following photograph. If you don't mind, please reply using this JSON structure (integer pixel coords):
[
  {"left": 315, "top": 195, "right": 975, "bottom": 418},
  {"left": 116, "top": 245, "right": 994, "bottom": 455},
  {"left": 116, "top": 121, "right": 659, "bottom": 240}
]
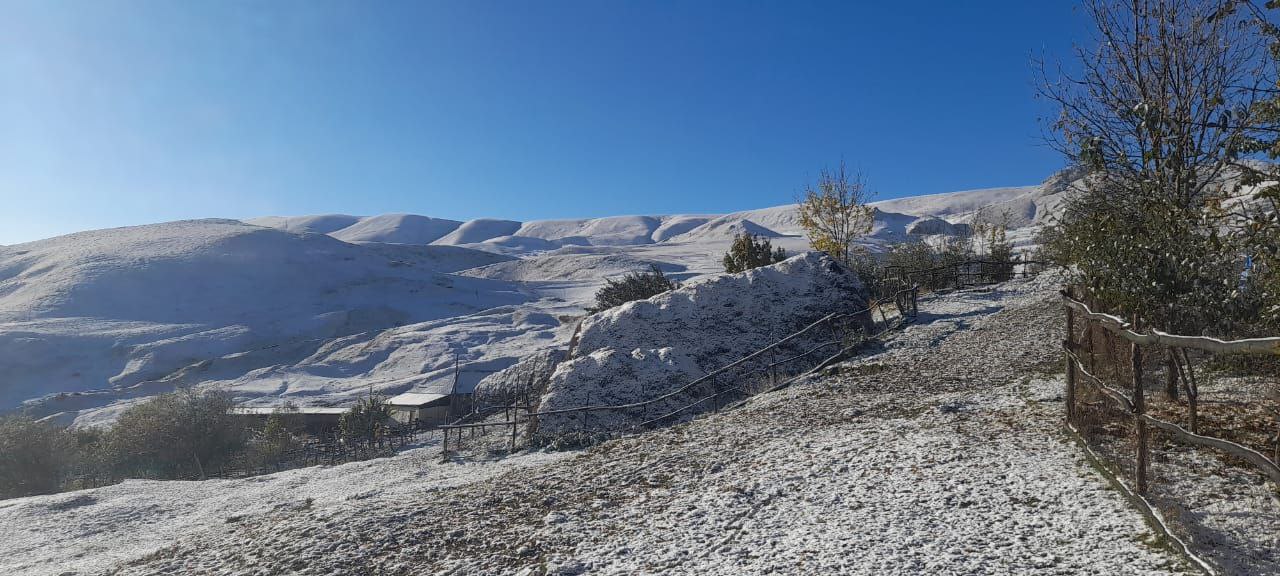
[
  {"left": 797, "top": 162, "right": 875, "bottom": 266},
  {"left": 973, "top": 208, "right": 1015, "bottom": 281},
  {"left": 250, "top": 403, "right": 303, "bottom": 468},
  {"left": 589, "top": 264, "right": 678, "bottom": 312},
  {"left": 340, "top": 393, "right": 392, "bottom": 444},
  {"left": 722, "top": 233, "right": 787, "bottom": 273}
]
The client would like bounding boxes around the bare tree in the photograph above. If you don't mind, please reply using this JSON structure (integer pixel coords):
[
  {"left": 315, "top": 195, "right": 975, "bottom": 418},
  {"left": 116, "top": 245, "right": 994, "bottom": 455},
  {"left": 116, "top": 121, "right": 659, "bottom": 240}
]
[{"left": 797, "top": 162, "right": 875, "bottom": 266}]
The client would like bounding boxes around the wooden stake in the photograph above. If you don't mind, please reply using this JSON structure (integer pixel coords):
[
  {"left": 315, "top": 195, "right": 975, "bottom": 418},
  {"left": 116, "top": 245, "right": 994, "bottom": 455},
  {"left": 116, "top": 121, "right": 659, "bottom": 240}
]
[
  {"left": 1065, "top": 303, "right": 1076, "bottom": 424},
  {"left": 1132, "top": 339, "right": 1148, "bottom": 494}
]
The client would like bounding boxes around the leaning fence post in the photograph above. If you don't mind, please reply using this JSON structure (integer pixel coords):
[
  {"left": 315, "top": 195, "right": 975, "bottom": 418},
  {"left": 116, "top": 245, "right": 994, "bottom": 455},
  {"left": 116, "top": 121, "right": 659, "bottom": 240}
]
[
  {"left": 1132, "top": 338, "right": 1149, "bottom": 494},
  {"left": 510, "top": 421, "right": 517, "bottom": 453},
  {"left": 1064, "top": 300, "right": 1076, "bottom": 425}
]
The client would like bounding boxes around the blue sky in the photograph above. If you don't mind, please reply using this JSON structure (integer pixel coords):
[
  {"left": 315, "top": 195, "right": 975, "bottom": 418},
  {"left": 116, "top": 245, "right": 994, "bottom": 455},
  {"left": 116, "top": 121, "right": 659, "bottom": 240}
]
[{"left": 0, "top": 1, "right": 1087, "bottom": 245}]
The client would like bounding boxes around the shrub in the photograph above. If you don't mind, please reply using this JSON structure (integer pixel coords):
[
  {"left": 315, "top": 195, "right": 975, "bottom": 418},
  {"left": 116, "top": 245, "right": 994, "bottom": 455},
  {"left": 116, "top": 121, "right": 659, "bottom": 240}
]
[
  {"left": 102, "top": 389, "right": 245, "bottom": 480},
  {"left": 589, "top": 264, "right": 678, "bottom": 313},
  {"left": 722, "top": 233, "right": 786, "bottom": 273},
  {"left": 0, "top": 414, "right": 73, "bottom": 499}
]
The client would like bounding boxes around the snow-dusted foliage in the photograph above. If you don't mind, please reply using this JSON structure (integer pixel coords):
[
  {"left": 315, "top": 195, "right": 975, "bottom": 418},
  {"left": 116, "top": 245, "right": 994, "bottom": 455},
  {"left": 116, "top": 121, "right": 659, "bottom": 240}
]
[{"left": 535, "top": 252, "right": 868, "bottom": 434}]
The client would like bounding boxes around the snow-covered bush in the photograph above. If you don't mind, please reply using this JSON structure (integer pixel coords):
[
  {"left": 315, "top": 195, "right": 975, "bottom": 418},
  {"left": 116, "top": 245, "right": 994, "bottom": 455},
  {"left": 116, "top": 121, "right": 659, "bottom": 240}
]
[{"left": 534, "top": 252, "right": 868, "bottom": 436}]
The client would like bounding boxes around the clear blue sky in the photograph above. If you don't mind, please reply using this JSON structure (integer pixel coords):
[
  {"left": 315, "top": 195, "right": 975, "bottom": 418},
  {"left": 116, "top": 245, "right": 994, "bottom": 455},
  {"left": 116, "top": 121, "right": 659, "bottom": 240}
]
[{"left": 0, "top": 1, "right": 1087, "bottom": 245}]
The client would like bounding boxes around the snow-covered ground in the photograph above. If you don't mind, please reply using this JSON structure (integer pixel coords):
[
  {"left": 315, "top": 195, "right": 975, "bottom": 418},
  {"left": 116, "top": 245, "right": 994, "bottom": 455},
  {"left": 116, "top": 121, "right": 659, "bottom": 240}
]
[
  {"left": 0, "top": 439, "right": 571, "bottom": 576},
  {"left": 3, "top": 275, "right": 1200, "bottom": 576}
]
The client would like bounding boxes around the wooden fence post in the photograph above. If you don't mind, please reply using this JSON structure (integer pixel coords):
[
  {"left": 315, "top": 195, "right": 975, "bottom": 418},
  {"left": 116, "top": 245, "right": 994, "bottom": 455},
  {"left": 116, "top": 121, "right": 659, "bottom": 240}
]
[
  {"left": 1065, "top": 302, "right": 1076, "bottom": 424},
  {"left": 1132, "top": 339, "right": 1149, "bottom": 494}
]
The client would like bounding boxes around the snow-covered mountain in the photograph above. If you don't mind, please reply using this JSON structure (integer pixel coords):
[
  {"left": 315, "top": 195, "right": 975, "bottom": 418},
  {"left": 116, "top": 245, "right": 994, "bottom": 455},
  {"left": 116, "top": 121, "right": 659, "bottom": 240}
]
[
  {"left": 1, "top": 174, "right": 1072, "bottom": 427},
  {"left": 245, "top": 181, "right": 1053, "bottom": 253}
]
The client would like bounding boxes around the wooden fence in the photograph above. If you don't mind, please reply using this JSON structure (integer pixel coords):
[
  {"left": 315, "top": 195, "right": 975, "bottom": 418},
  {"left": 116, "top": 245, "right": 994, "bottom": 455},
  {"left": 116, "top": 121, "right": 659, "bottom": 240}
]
[
  {"left": 439, "top": 257, "right": 1053, "bottom": 461},
  {"left": 881, "top": 255, "right": 1046, "bottom": 293},
  {"left": 1062, "top": 288, "right": 1280, "bottom": 493},
  {"left": 439, "top": 284, "right": 920, "bottom": 460}
]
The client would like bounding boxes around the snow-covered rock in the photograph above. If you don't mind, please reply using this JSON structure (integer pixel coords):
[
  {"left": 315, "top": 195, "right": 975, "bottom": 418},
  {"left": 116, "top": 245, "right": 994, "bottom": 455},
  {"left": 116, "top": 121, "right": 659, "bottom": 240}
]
[
  {"left": 473, "top": 349, "right": 565, "bottom": 406},
  {"left": 535, "top": 252, "right": 868, "bottom": 434}
]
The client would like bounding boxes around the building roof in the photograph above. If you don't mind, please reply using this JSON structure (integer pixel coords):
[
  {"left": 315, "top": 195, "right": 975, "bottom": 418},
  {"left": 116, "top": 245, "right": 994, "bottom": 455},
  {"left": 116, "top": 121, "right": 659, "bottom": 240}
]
[
  {"left": 229, "top": 406, "right": 348, "bottom": 415},
  {"left": 385, "top": 392, "right": 449, "bottom": 407}
]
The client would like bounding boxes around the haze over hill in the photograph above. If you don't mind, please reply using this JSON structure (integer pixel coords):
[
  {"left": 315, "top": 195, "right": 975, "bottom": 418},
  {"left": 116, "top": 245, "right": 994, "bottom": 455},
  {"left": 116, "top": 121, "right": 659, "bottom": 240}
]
[{"left": 0, "top": 175, "right": 1068, "bottom": 428}]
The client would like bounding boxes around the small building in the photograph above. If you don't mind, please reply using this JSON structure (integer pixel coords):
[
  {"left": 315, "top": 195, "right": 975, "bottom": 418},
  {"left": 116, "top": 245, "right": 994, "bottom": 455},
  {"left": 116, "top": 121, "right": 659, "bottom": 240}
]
[
  {"left": 228, "top": 406, "right": 347, "bottom": 432},
  {"left": 385, "top": 392, "right": 453, "bottom": 426}
]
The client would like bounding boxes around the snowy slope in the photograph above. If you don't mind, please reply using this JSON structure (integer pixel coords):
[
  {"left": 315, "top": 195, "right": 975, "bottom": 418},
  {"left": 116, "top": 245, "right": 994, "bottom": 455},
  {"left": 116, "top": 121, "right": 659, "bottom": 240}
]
[
  {"left": 663, "top": 216, "right": 782, "bottom": 243},
  {"left": 650, "top": 216, "right": 713, "bottom": 242},
  {"left": 243, "top": 214, "right": 362, "bottom": 235},
  {"left": 459, "top": 253, "right": 683, "bottom": 283},
  {"left": 870, "top": 186, "right": 1039, "bottom": 219},
  {"left": 514, "top": 215, "right": 665, "bottom": 246},
  {"left": 432, "top": 219, "right": 522, "bottom": 245},
  {"left": 328, "top": 214, "right": 462, "bottom": 244},
  {"left": 0, "top": 220, "right": 527, "bottom": 423}
]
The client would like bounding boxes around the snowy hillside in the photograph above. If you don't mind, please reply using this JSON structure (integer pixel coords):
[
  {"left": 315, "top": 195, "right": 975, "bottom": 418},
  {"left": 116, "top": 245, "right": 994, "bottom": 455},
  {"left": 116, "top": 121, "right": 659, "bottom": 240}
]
[
  {"left": 249, "top": 181, "right": 1062, "bottom": 257},
  {"left": 329, "top": 214, "right": 463, "bottom": 244},
  {"left": 0, "top": 220, "right": 528, "bottom": 425},
  {"left": 1, "top": 173, "right": 1078, "bottom": 426}
]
